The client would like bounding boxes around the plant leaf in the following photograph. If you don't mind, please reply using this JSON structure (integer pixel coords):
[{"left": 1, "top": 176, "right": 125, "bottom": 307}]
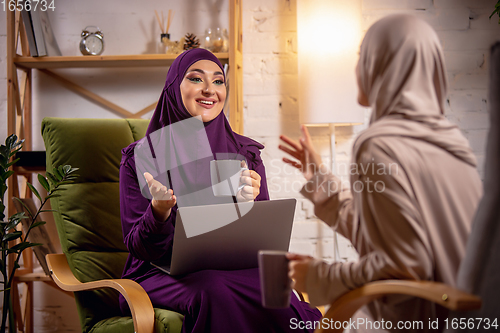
[
  {"left": 9, "top": 242, "right": 40, "bottom": 253},
  {"left": 50, "top": 187, "right": 67, "bottom": 193},
  {"left": 27, "top": 182, "right": 42, "bottom": 203},
  {"left": 6, "top": 157, "right": 21, "bottom": 168},
  {"left": 53, "top": 168, "right": 63, "bottom": 181},
  {"left": 46, "top": 172, "right": 58, "bottom": 187},
  {"left": 5, "top": 134, "right": 17, "bottom": 149},
  {"left": 6, "top": 212, "right": 23, "bottom": 230},
  {"left": 9, "top": 212, "right": 26, "bottom": 221},
  {"left": 2, "top": 231, "right": 22, "bottom": 242},
  {"left": 12, "top": 197, "right": 34, "bottom": 219},
  {"left": 8, "top": 212, "right": 26, "bottom": 230},
  {"left": 55, "top": 180, "right": 73, "bottom": 186},
  {"left": 29, "top": 221, "right": 46, "bottom": 229},
  {"left": 0, "top": 145, "right": 8, "bottom": 157},
  {"left": 6, "top": 219, "right": 21, "bottom": 231},
  {"left": 38, "top": 174, "right": 50, "bottom": 192},
  {"left": 2, "top": 170, "right": 14, "bottom": 181},
  {"left": 490, "top": 3, "right": 500, "bottom": 20},
  {"left": 9, "top": 146, "right": 23, "bottom": 158}
]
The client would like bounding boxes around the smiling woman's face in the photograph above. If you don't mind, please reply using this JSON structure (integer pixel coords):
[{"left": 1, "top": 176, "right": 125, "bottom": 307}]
[{"left": 180, "top": 60, "right": 226, "bottom": 122}]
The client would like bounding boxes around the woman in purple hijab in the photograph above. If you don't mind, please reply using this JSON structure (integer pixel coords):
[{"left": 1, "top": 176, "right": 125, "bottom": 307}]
[{"left": 119, "top": 48, "right": 321, "bottom": 333}]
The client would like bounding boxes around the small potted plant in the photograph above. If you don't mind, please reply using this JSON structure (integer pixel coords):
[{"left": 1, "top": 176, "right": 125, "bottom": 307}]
[
  {"left": 491, "top": 0, "right": 500, "bottom": 24},
  {"left": 0, "top": 134, "right": 77, "bottom": 333}
]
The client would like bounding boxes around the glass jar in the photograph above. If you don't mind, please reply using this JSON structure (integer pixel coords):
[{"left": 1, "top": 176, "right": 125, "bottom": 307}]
[
  {"left": 212, "top": 27, "right": 224, "bottom": 53},
  {"left": 204, "top": 28, "right": 213, "bottom": 50},
  {"left": 158, "top": 33, "right": 171, "bottom": 54},
  {"left": 221, "top": 28, "right": 229, "bottom": 53}
]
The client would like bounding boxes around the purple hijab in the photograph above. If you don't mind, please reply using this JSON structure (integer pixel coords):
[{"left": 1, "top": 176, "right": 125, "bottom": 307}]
[
  {"left": 146, "top": 48, "right": 235, "bottom": 145},
  {"left": 138, "top": 48, "right": 267, "bottom": 206}
]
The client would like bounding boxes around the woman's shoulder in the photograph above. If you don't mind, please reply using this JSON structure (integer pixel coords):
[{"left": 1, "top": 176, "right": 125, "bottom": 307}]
[
  {"left": 233, "top": 133, "right": 265, "bottom": 164},
  {"left": 122, "top": 140, "right": 138, "bottom": 155},
  {"left": 121, "top": 140, "right": 141, "bottom": 167},
  {"left": 233, "top": 133, "right": 264, "bottom": 150}
]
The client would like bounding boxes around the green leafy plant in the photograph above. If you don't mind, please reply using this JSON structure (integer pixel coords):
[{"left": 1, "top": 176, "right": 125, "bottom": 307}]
[
  {"left": 490, "top": 0, "right": 500, "bottom": 24},
  {"left": 0, "top": 134, "right": 78, "bottom": 333}
]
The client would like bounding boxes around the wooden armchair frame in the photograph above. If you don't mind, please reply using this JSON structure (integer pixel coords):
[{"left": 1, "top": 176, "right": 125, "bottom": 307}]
[
  {"left": 47, "top": 251, "right": 482, "bottom": 333},
  {"left": 46, "top": 254, "right": 155, "bottom": 333},
  {"left": 315, "top": 280, "right": 481, "bottom": 333}
]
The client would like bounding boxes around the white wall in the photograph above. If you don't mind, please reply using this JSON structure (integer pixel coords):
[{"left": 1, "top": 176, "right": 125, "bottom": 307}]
[
  {"left": 1, "top": 0, "right": 499, "bottom": 331},
  {"left": 242, "top": 0, "right": 500, "bottom": 264}
]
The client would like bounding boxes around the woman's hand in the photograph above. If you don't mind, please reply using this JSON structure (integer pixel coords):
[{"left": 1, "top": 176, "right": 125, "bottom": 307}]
[
  {"left": 237, "top": 161, "right": 261, "bottom": 202},
  {"left": 279, "top": 125, "right": 325, "bottom": 181},
  {"left": 286, "top": 253, "right": 314, "bottom": 293},
  {"left": 144, "top": 172, "right": 177, "bottom": 222}
]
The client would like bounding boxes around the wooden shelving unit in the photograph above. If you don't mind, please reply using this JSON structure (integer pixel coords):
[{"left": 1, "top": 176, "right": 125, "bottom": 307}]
[
  {"left": 5, "top": 1, "right": 243, "bottom": 331},
  {"left": 6, "top": 0, "right": 243, "bottom": 197},
  {"left": 11, "top": 52, "right": 234, "bottom": 119},
  {"left": 13, "top": 53, "right": 229, "bottom": 69},
  {"left": 7, "top": 0, "right": 243, "bottom": 143}
]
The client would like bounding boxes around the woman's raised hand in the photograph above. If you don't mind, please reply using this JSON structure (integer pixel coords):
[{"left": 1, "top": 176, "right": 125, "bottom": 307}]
[
  {"left": 144, "top": 172, "right": 177, "bottom": 222},
  {"left": 237, "top": 160, "right": 261, "bottom": 202},
  {"left": 279, "top": 125, "right": 325, "bottom": 181}
]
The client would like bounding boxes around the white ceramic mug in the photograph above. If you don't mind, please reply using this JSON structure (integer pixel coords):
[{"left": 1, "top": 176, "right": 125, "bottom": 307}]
[{"left": 210, "top": 160, "right": 247, "bottom": 197}]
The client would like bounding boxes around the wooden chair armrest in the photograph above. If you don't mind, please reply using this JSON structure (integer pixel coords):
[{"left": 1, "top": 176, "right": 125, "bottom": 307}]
[
  {"left": 46, "top": 253, "right": 154, "bottom": 333},
  {"left": 315, "top": 280, "right": 481, "bottom": 333}
]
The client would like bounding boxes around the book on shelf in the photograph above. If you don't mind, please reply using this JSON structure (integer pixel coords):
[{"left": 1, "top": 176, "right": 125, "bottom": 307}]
[
  {"left": 30, "top": 10, "right": 47, "bottom": 56},
  {"left": 38, "top": 10, "right": 62, "bottom": 56},
  {"left": 20, "top": 9, "right": 38, "bottom": 56},
  {"left": 22, "top": 9, "right": 62, "bottom": 57}
]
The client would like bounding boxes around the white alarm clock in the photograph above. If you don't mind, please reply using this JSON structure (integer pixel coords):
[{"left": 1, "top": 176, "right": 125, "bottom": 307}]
[{"left": 80, "top": 26, "right": 104, "bottom": 56}]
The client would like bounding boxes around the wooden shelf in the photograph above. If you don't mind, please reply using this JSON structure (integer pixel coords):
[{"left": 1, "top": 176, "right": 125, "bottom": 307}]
[
  {"left": 6, "top": 2, "right": 243, "bottom": 331},
  {"left": 14, "top": 53, "right": 230, "bottom": 69}
]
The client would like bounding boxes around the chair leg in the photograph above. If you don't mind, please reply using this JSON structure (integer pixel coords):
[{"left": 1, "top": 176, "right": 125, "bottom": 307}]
[
  {"left": 26, "top": 281, "right": 34, "bottom": 333},
  {"left": 12, "top": 280, "right": 25, "bottom": 332},
  {"left": 12, "top": 280, "right": 35, "bottom": 333}
]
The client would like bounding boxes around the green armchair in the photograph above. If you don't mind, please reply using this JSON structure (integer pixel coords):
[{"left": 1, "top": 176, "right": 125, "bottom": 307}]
[{"left": 41, "top": 118, "right": 184, "bottom": 333}]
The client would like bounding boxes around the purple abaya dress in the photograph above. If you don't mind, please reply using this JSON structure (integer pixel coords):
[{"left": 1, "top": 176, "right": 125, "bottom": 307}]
[{"left": 119, "top": 49, "right": 321, "bottom": 333}]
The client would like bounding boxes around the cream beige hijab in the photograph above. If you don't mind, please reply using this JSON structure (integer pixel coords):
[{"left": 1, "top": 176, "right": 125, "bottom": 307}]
[{"left": 353, "top": 14, "right": 477, "bottom": 167}]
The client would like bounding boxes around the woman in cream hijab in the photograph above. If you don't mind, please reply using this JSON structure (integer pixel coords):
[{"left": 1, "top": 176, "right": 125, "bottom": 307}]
[{"left": 280, "top": 14, "right": 482, "bottom": 331}]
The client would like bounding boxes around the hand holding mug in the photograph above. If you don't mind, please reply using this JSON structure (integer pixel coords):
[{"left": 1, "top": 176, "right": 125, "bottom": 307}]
[
  {"left": 210, "top": 160, "right": 260, "bottom": 202},
  {"left": 286, "top": 253, "right": 314, "bottom": 294},
  {"left": 258, "top": 250, "right": 292, "bottom": 308},
  {"left": 237, "top": 160, "right": 261, "bottom": 202}
]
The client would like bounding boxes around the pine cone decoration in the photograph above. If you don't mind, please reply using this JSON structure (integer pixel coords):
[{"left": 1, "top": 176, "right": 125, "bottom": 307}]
[{"left": 184, "top": 33, "right": 200, "bottom": 50}]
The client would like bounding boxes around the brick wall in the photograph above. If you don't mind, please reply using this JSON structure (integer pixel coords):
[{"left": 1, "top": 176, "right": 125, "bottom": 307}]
[{"left": 242, "top": 0, "right": 500, "bottom": 263}]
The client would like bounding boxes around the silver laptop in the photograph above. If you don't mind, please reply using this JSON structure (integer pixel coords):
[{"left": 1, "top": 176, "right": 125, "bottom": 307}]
[{"left": 152, "top": 198, "right": 296, "bottom": 275}]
